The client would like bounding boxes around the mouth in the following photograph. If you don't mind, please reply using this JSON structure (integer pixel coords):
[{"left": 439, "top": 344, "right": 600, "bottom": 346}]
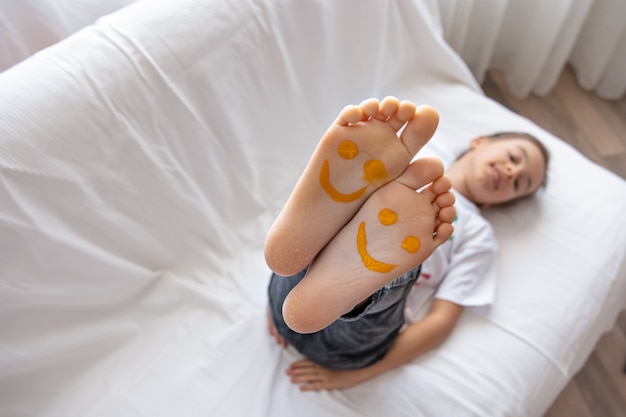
[
  {"left": 356, "top": 221, "right": 397, "bottom": 273},
  {"left": 320, "top": 160, "right": 367, "bottom": 202},
  {"left": 491, "top": 165, "right": 502, "bottom": 190}
]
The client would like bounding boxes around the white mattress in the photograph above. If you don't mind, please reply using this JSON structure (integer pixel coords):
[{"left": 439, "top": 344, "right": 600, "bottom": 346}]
[{"left": 0, "top": 1, "right": 625, "bottom": 416}]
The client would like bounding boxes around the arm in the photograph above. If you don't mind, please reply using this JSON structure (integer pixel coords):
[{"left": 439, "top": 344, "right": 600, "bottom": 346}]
[{"left": 286, "top": 299, "right": 464, "bottom": 391}]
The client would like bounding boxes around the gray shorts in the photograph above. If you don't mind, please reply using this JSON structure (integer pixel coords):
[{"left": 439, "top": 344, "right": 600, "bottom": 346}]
[{"left": 267, "top": 265, "right": 420, "bottom": 370}]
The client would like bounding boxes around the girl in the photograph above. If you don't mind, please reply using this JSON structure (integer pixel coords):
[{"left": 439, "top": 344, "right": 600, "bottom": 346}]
[{"left": 264, "top": 97, "right": 549, "bottom": 391}]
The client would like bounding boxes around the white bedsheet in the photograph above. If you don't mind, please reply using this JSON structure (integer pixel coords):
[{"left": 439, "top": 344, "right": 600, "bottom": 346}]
[
  {"left": 0, "top": 1, "right": 625, "bottom": 416},
  {"left": 0, "top": 0, "right": 137, "bottom": 71}
]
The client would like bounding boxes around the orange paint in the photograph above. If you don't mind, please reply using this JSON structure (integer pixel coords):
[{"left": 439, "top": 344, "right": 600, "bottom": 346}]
[
  {"left": 356, "top": 221, "right": 397, "bottom": 273},
  {"left": 356, "top": 209, "right": 421, "bottom": 271},
  {"left": 362, "top": 159, "right": 387, "bottom": 184},
  {"left": 378, "top": 208, "right": 397, "bottom": 225},
  {"left": 319, "top": 141, "right": 389, "bottom": 203},
  {"left": 402, "top": 236, "right": 420, "bottom": 253},
  {"left": 319, "top": 160, "right": 367, "bottom": 202},
  {"left": 337, "top": 140, "right": 359, "bottom": 159}
]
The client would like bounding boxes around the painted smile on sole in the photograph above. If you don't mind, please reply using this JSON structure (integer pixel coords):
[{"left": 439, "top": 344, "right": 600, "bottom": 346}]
[
  {"left": 356, "top": 208, "right": 421, "bottom": 273},
  {"left": 319, "top": 140, "right": 388, "bottom": 203}
]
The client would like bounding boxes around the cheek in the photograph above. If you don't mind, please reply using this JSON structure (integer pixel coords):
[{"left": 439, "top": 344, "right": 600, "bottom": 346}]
[{"left": 473, "top": 166, "right": 491, "bottom": 187}]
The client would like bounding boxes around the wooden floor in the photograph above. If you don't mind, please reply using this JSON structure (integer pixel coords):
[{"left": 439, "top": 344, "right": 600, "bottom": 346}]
[{"left": 482, "top": 67, "right": 626, "bottom": 417}]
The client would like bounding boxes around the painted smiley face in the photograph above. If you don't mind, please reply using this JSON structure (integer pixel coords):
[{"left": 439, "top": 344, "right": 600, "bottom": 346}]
[
  {"left": 319, "top": 140, "right": 388, "bottom": 203},
  {"left": 356, "top": 208, "right": 421, "bottom": 273}
]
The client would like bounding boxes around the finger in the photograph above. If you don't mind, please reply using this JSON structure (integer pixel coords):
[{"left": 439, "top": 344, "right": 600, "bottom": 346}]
[
  {"left": 288, "top": 364, "right": 322, "bottom": 378},
  {"left": 274, "top": 333, "right": 287, "bottom": 348},
  {"left": 299, "top": 381, "right": 329, "bottom": 392},
  {"left": 299, "top": 383, "right": 320, "bottom": 392},
  {"left": 267, "top": 321, "right": 278, "bottom": 339},
  {"left": 287, "top": 360, "right": 317, "bottom": 372},
  {"left": 289, "top": 373, "right": 326, "bottom": 388},
  {"left": 286, "top": 366, "right": 319, "bottom": 377},
  {"left": 291, "top": 359, "right": 315, "bottom": 366},
  {"left": 289, "top": 371, "right": 322, "bottom": 382},
  {"left": 266, "top": 318, "right": 273, "bottom": 334},
  {"left": 286, "top": 362, "right": 320, "bottom": 375},
  {"left": 270, "top": 325, "right": 287, "bottom": 348}
]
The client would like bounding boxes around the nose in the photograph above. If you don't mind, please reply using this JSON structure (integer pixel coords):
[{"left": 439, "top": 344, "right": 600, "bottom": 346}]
[{"left": 505, "top": 163, "right": 520, "bottom": 180}]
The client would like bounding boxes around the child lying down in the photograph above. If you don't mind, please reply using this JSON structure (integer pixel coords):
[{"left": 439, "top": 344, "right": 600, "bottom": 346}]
[{"left": 264, "top": 97, "right": 549, "bottom": 391}]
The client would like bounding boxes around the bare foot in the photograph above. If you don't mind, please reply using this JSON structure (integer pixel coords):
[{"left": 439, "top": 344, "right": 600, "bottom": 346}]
[
  {"left": 265, "top": 97, "right": 440, "bottom": 276},
  {"left": 282, "top": 157, "right": 456, "bottom": 334}
]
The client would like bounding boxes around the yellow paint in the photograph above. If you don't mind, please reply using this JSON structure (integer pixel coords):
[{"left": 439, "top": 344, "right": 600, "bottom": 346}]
[
  {"left": 356, "top": 222, "right": 397, "bottom": 273},
  {"left": 378, "top": 208, "right": 397, "bottom": 226},
  {"left": 402, "top": 236, "right": 420, "bottom": 253},
  {"left": 319, "top": 160, "right": 366, "bottom": 202},
  {"left": 337, "top": 140, "right": 358, "bottom": 159},
  {"left": 362, "top": 159, "right": 387, "bottom": 184},
  {"left": 318, "top": 141, "right": 388, "bottom": 203}
]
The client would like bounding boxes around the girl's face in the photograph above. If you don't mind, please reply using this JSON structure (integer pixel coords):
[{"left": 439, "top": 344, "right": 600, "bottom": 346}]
[{"left": 463, "top": 137, "right": 547, "bottom": 207}]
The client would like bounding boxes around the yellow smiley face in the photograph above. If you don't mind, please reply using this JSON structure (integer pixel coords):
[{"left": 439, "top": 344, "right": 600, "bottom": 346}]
[
  {"left": 356, "top": 208, "right": 421, "bottom": 273},
  {"left": 319, "top": 140, "right": 388, "bottom": 203}
]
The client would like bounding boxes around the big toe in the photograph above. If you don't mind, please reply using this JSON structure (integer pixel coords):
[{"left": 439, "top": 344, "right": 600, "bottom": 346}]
[
  {"left": 394, "top": 157, "right": 445, "bottom": 191},
  {"left": 401, "top": 105, "right": 439, "bottom": 156}
]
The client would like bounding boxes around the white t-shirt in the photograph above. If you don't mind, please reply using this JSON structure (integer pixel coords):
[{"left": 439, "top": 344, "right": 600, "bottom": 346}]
[{"left": 403, "top": 189, "right": 498, "bottom": 323}]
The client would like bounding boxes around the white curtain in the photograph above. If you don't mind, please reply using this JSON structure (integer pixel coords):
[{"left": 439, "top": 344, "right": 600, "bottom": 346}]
[
  {"left": 436, "top": 0, "right": 626, "bottom": 100},
  {"left": 3, "top": 0, "right": 625, "bottom": 100}
]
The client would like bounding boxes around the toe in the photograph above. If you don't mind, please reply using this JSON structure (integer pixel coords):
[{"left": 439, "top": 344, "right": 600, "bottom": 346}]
[
  {"left": 430, "top": 175, "right": 452, "bottom": 196},
  {"left": 359, "top": 98, "right": 380, "bottom": 119},
  {"left": 431, "top": 193, "right": 455, "bottom": 217},
  {"left": 385, "top": 100, "right": 417, "bottom": 131},
  {"left": 395, "top": 157, "right": 445, "bottom": 191},
  {"left": 438, "top": 206, "right": 457, "bottom": 224},
  {"left": 379, "top": 96, "right": 400, "bottom": 119},
  {"left": 336, "top": 104, "right": 364, "bottom": 125},
  {"left": 400, "top": 105, "right": 439, "bottom": 155},
  {"left": 435, "top": 190, "right": 456, "bottom": 209},
  {"left": 433, "top": 222, "right": 454, "bottom": 245}
]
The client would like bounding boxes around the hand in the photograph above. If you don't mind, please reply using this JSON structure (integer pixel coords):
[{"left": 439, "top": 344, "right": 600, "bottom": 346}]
[
  {"left": 286, "top": 360, "right": 362, "bottom": 391},
  {"left": 266, "top": 307, "right": 288, "bottom": 348}
]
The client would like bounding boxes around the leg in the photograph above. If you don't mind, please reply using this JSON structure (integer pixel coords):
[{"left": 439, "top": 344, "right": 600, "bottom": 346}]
[
  {"left": 282, "top": 158, "right": 455, "bottom": 333},
  {"left": 264, "top": 97, "right": 440, "bottom": 276},
  {"left": 266, "top": 266, "right": 421, "bottom": 369}
]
